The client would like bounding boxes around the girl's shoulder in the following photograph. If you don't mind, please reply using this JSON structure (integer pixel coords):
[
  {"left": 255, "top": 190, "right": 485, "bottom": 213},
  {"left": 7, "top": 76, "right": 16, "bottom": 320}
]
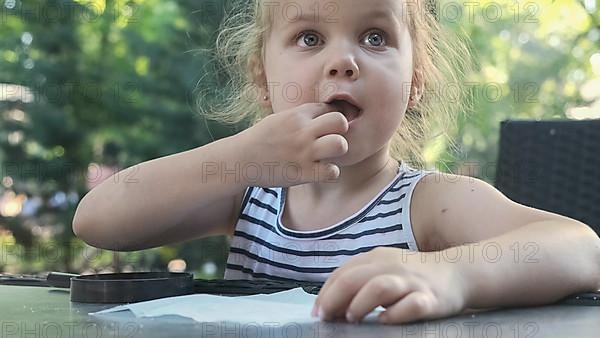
[
  {"left": 409, "top": 170, "right": 487, "bottom": 251},
  {"left": 410, "top": 168, "right": 568, "bottom": 252}
]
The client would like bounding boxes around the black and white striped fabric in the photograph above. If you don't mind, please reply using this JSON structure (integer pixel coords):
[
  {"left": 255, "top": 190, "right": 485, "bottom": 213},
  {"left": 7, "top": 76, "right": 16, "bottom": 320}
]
[{"left": 224, "top": 161, "right": 437, "bottom": 282}]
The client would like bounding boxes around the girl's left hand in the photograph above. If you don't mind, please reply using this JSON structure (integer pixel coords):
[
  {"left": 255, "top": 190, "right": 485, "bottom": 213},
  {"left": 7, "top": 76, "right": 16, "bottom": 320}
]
[{"left": 312, "top": 246, "right": 469, "bottom": 324}]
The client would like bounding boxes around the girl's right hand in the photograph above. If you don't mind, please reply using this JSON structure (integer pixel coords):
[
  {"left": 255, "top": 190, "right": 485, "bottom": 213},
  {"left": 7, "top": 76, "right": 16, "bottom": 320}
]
[{"left": 237, "top": 102, "right": 349, "bottom": 188}]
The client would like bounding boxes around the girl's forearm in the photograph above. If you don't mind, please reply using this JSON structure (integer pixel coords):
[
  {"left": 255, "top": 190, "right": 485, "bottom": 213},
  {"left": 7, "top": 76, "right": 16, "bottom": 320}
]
[
  {"left": 446, "top": 220, "right": 600, "bottom": 309},
  {"left": 73, "top": 133, "right": 250, "bottom": 251}
]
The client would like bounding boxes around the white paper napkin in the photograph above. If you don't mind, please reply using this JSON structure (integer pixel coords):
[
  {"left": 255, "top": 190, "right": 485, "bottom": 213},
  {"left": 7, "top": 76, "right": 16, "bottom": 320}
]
[{"left": 90, "top": 287, "right": 385, "bottom": 324}]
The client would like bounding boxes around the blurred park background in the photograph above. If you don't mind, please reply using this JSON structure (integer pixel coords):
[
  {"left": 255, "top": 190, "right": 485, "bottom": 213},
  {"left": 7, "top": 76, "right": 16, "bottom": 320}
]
[{"left": 0, "top": 0, "right": 598, "bottom": 277}]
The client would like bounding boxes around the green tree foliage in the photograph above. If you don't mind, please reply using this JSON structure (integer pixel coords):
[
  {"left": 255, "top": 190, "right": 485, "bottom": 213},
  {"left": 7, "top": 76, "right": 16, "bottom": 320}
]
[
  {"left": 0, "top": 0, "right": 235, "bottom": 275},
  {"left": 424, "top": 0, "right": 599, "bottom": 179}
]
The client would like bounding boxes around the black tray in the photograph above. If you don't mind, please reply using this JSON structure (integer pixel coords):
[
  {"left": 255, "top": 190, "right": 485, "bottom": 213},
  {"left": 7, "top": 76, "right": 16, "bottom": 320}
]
[
  {"left": 0, "top": 272, "right": 324, "bottom": 303},
  {"left": 69, "top": 272, "right": 194, "bottom": 303}
]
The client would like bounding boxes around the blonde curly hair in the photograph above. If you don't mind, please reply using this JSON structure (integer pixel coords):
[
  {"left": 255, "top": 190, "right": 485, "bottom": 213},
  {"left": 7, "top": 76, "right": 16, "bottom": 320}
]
[{"left": 196, "top": 0, "right": 474, "bottom": 169}]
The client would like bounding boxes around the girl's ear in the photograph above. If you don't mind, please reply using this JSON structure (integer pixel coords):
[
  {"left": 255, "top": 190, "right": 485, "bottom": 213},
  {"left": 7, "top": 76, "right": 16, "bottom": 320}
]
[
  {"left": 248, "top": 53, "right": 271, "bottom": 109},
  {"left": 248, "top": 54, "right": 266, "bottom": 88},
  {"left": 408, "top": 68, "right": 424, "bottom": 108}
]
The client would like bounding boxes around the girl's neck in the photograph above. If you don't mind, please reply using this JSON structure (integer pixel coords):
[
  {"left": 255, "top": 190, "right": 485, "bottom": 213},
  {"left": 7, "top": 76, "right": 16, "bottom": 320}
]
[{"left": 289, "top": 146, "right": 398, "bottom": 203}]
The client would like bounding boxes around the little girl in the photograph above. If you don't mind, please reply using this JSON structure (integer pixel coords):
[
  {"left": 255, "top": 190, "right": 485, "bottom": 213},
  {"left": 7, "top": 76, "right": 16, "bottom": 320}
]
[{"left": 73, "top": 0, "right": 600, "bottom": 325}]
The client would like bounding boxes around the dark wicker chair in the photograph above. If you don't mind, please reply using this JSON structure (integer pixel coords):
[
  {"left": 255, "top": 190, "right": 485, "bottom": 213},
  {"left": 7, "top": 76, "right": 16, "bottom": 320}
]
[{"left": 494, "top": 119, "right": 600, "bottom": 237}]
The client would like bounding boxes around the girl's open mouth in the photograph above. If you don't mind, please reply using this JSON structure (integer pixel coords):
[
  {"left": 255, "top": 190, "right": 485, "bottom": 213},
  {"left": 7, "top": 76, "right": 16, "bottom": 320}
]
[{"left": 328, "top": 99, "right": 362, "bottom": 122}]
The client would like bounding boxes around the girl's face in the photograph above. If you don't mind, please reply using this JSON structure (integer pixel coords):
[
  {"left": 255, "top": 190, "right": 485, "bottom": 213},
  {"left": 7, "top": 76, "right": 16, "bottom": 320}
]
[{"left": 262, "top": 0, "right": 414, "bottom": 165}]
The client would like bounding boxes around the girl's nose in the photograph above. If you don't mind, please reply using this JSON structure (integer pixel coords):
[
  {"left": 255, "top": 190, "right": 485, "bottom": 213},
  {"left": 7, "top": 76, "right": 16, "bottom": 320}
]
[
  {"left": 325, "top": 52, "right": 360, "bottom": 81},
  {"left": 329, "top": 68, "right": 357, "bottom": 79}
]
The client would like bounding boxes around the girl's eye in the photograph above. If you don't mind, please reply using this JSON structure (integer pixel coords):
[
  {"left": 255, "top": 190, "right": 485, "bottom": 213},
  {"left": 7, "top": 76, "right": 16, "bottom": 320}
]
[
  {"left": 295, "top": 30, "right": 387, "bottom": 48},
  {"left": 296, "top": 31, "right": 321, "bottom": 47},
  {"left": 364, "top": 30, "right": 386, "bottom": 48}
]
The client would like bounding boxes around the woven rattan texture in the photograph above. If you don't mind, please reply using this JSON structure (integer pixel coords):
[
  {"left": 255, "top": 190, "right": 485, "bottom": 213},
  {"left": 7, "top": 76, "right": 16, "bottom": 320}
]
[{"left": 494, "top": 119, "right": 600, "bottom": 236}]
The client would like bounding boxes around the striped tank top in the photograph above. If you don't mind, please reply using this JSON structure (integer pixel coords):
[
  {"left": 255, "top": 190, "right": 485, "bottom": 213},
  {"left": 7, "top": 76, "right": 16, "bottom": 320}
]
[{"left": 223, "top": 160, "right": 436, "bottom": 283}]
